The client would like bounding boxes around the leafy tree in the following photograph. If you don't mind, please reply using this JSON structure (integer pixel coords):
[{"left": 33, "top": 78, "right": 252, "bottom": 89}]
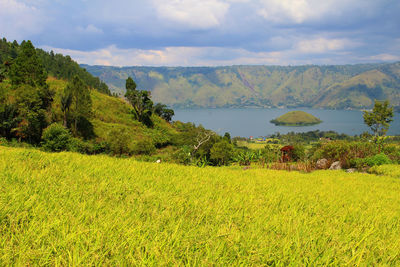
[
  {"left": 154, "top": 103, "right": 174, "bottom": 122},
  {"left": 125, "top": 77, "right": 136, "bottom": 91},
  {"left": 0, "top": 64, "right": 6, "bottom": 82},
  {"left": 223, "top": 132, "right": 231, "bottom": 143},
  {"left": 210, "top": 140, "right": 234, "bottom": 166},
  {"left": 107, "top": 128, "right": 132, "bottom": 156},
  {"left": 363, "top": 100, "right": 394, "bottom": 136},
  {"left": 42, "top": 123, "right": 72, "bottom": 152},
  {"left": 65, "top": 75, "right": 92, "bottom": 135},
  {"left": 0, "top": 103, "right": 19, "bottom": 139},
  {"left": 60, "top": 91, "right": 72, "bottom": 127},
  {"left": 14, "top": 84, "right": 49, "bottom": 143},
  {"left": 124, "top": 77, "right": 154, "bottom": 127},
  {"left": 2, "top": 40, "right": 54, "bottom": 143},
  {"left": 9, "top": 40, "right": 47, "bottom": 88}
]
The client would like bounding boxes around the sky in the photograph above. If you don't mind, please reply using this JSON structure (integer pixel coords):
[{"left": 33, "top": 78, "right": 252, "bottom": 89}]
[{"left": 1, "top": 0, "right": 400, "bottom": 66}]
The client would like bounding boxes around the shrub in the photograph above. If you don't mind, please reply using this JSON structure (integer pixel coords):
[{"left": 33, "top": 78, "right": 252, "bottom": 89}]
[
  {"left": 262, "top": 144, "right": 281, "bottom": 163},
  {"left": 312, "top": 141, "right": 377, "bottom": 168},
  {"left": 172, "top": 145, "right": 192, "bottom": 165},
  {"left": 292, "top": 144, "right": 306, "bottom": 162},
  {"left": 132, "top": 139, "right": 156, "bottom": 155},
  {"left": 67, "top": 137, "right": 93, "bottom": 154},
  {"left": 107, "top": 128, "right": 132, "bottom": 156},
  {"left": 41, "top": 123, "right": 72, "bottom": 152},
  {"left": 364, "top": 153, "right": 392, "bottom": 167},
  {"left": 382, "top": 144, "right": 400, "bottom": 163},
  {"left": 210, "top": 140, "right": 234, "bottom": 166}
]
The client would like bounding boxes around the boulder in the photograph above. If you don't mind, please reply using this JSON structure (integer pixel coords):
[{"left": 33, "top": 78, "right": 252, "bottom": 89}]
[
  {"left": 346, "top": 168, "right": 356, "bottom": 173},
  {"left": 316, "top": 158, "right": 329, "bottom": 169},
  {"left": 329, "top": 161, "right": 342, "bottom": 170}
]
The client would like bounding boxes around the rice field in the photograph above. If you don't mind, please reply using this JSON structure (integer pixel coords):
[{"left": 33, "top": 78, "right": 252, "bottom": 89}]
[{"left": 1, "top": 147, "right": 400, "bottom": 265}]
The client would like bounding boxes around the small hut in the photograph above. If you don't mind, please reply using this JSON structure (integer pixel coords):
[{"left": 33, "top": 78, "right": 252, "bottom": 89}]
[{"left": 280, "top": 145, "right": 294, "bottom": 162}]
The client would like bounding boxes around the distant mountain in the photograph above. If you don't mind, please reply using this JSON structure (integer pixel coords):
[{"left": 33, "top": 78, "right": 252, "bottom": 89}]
[{"left": 82, "top": 63, "right": 400, "bottom": 110}]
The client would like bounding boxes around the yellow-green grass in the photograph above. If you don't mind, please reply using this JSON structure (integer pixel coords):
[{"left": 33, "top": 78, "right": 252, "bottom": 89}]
[
  {"left": 369, "top": 164, "right": 400, "bottom": 179},
  {"left": 236, "top": 140, "right": 268, "bottom": 150},
  {"left": 271, "top": 111, "right": 322, "bottom": 126},
  {"left": 1, "top": 147, "right": 400, "bottom": 265},
  {"left": 236, "top": 140, "right": 281, "bottom": 150}
]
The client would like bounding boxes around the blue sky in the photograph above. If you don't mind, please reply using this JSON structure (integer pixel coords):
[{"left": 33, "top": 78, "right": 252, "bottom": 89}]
[{"left": 1, "top": 0, "right": 399, "bottom": 66}]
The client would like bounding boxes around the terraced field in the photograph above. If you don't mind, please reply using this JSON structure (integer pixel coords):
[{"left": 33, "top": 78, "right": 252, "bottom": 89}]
[{"left": 1, "top": 147, "right": 400, "bottom": 265}]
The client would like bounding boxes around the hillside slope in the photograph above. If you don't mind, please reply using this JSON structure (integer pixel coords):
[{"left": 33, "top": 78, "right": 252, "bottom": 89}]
[
  {"left": 47, "top": 78, "right": 177, "bottom": 148},
  {"left": 1, "top": 147, "right": 400, "bottom": 265},
  {"left": 84, "top": 63, "right": 400, "bottom": 109}
]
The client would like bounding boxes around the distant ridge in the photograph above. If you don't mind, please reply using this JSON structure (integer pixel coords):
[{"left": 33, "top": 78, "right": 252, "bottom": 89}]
[{"left": 83, "top": 62, "right": 400, "bottom": 110}]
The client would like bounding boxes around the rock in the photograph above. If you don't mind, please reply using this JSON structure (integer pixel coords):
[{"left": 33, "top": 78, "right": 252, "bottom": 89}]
[
  {"left": 156, "top": 159, "right": 161, "bottom": 163},
  {"left": 316, "top": 158, "right": 329, "bottom": 169},
  {"left": 346, "top": 168, "right": 356, "bottom": 173},
  {"left": 329, "top": 161, "right": 342, "bottom": 170}
]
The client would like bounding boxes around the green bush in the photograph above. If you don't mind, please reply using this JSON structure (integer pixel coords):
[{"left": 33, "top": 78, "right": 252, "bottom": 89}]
[
  {"left": 292, "top": 144, "right": 306, "bottom": 162},
  {"left": 262, "top": 145, "right": 281, "bottom": 163},
  {"left": 107, "top": 128, "right": 132, "bottom": 156},
  {"left": 41, "top": 123, "right": 72, "bottom": 152},
  {"left": 132, "top": 139, "right": 156, "bottom": 155},
  {"left": 67, "top": 137, "right": 93, "bottom": 154},
  {"left": 172, "top": 145, "right": 193, "bottom": 165},
  {"left": 312, "top": 141, "right": 377, "bottom": 168},
  {"left": 364, "top": 153, "right": 392, "bottom": 167},
  {"left": 382, "top": 144, "right": 400, "bottom": 163},
  {"left": 210, "top": 140, "right": 233, "bottom": 166}
]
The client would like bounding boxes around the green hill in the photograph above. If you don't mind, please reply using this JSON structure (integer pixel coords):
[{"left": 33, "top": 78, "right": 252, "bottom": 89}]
[
  {"left": 270, "top": 111, "right": 322, "bottom": 126},
  {"left": 83, "top": 63, "right": 400, "bottom": 110},
  {"left": 46, "top": 78, "right": 177, "bottom": 149},
  {"left": 1, "top": 147, "right": 400, "bottom": 265}
]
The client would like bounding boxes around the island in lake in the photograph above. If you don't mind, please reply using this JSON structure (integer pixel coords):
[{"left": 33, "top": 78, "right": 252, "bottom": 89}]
[{"left": 270, "top": 111, "right": 322, "bottom": 126}]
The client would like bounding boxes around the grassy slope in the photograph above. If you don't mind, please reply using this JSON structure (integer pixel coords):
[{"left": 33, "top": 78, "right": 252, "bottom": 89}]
[
  {"left": 1, "top": 147, "right": 400, "bottom": 265},
  {"left": 47, "top": 78, "right": 177, "bottom": 146},
  {"left": 271, "top": 111, "right": 322, "bottom": 126}
]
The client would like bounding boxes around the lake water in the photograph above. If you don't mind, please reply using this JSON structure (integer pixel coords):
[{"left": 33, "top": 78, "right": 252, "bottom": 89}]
[{"left": 173, "top": 108, "right": 400, "bottom": 138}]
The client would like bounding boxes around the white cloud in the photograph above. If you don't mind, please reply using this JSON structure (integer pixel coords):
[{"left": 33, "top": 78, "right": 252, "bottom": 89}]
[
  {"left": 295, "top": 38, "right": 359, "bottom": 54},
  {"left": 41, "top": 45, "right": 287, "bottom": 66},
  {"left": 0, "top": 0, "right": 45, "bottom": 40},
  {"left": 77, "top": 24, "right": 103, "bottom": 34},
  {"left": 368, "top": 54, "right": 400, "bottom": 61},
  {"left": 152, "top": 0, "right": 230, "bottom": 29},
  {"left": 257, "top": 0, "right": 377, "bottom": 24}
]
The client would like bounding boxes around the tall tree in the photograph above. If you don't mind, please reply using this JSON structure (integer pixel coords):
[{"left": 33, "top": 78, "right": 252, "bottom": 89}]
[
  {"left": 65, "top": 75, "right": 92, "bottom": 134},
  {"left": 60, "top": 90, "right": 72, "bottom": 127},
  {"left": 363, "top": 100, "right": 394, "bottom": 137},
  {"left": 4, "top": 40, "right": 53, "bottom": 143},
  {"left": 154, "top": 103, "right": 174, "bottom": 122},
  {"left": 124, "top": 77, "right": 153, "bottom": 127},
  {"left": 9, "top": 40, "right": 47, "bottom": 88},
  {"left": 125, "top": 77, "right": 136, "bottom": 91}
]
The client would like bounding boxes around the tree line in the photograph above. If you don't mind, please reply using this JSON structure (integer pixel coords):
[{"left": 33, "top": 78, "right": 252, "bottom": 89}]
[{"left": 0, "top": 38, "right": 110, "bottom": 95}]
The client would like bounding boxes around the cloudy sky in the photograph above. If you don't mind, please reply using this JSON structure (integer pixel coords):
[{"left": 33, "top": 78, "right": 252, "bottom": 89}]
[{"left": 1, "top": 0, "right": 399, "bottom": 66}]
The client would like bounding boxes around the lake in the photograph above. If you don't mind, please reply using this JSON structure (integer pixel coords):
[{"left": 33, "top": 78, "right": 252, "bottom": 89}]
[{"left": 173, "top": 108, "right": 400, "bottom": 137}]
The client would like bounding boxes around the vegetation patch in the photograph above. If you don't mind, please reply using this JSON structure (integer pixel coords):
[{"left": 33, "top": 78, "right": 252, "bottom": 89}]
[
  {"left": 270, "top": 110, "right": 322, "bottom": 126},
  {"left": 1, "top": 147, "right": 400, "bottom": 265}
]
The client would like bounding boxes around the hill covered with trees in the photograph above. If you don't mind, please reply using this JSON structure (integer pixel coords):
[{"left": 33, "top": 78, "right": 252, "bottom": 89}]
[
  {"left": 83, "top": 63, "right": 400, "bottom": 110},
  {"left": 0, "top": 38, "right": 110, "bottom": 95}
]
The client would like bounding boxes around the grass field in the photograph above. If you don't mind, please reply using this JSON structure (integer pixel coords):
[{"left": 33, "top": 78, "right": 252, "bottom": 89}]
[{"left": 1, "top": 147, "right": 400, "bottom": 265}]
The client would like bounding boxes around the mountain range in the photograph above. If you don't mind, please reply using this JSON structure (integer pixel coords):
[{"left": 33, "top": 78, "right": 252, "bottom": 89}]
[{"left": 83, "top": 62, "right": 400, "bottom": 110}]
